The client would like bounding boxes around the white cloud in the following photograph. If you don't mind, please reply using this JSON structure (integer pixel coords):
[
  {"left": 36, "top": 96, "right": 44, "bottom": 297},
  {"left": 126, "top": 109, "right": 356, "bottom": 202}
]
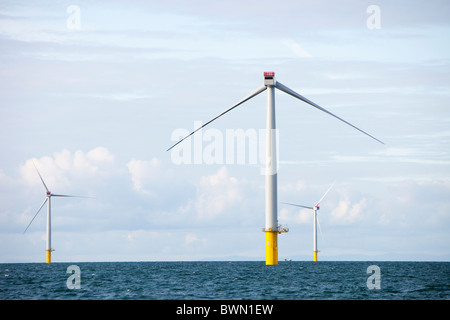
[
  {"left": 281, "top": 38, "right": 313, "bottom": 58},
  {"left": 279, "top": 207, "right": 312, "bottom": 225},
  {"left": 127, "top": 157, "right": 170, "bottom": 195},
  {"left": 380, "top": 179, "right": 450, "bottom": 229},
  {"left": 185, "top": 232, "right": 207, "bottom": 247},
  {"left": 194, "top": 166, "right": 245, "bottom": 220},
  {"left": 331, "top": 196, "right": 367, "bottom": 225},
  {"left": 20, "top": 147, "right": 115, "bottom": 191}
]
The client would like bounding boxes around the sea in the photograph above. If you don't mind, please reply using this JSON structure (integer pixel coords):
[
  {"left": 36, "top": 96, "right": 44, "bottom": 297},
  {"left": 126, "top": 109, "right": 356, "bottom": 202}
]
[{"left": 1, "top": 261, "right": 448, "bottom": 301}]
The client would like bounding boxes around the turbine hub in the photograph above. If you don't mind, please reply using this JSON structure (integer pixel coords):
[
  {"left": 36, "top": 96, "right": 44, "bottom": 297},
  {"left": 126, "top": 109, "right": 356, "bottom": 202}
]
[{"left": 47, "top": 191, "right": 51, "bottom": 196}]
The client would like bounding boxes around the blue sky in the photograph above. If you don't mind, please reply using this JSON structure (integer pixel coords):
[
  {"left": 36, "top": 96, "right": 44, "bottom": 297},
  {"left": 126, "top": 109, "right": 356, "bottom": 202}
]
[{"left": 0, "top": 0, "right": 449, "bottom": 262}]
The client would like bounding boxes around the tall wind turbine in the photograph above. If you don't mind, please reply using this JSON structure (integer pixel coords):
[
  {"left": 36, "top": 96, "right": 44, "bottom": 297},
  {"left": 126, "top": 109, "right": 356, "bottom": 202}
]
[
  {"left": 167, "top": 72, "right": 383, "bottom": 265},
  {"left": 23, "top": 160, "right": 86, "bottom": 263},
  {"left": 282, "top": 181, "right": 335, "bottom": 261}
]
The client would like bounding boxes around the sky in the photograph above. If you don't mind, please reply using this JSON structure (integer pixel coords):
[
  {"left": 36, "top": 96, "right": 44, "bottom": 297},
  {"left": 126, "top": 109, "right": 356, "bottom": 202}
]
[{"left": 0, "top": 0, "right": 449, "bottom": 262}]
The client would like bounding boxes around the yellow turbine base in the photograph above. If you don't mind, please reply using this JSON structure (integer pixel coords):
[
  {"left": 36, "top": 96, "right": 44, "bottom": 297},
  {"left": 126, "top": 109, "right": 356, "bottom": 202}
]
[
  {"left": 314, "top": 251, "right": 318, "bottom": 262},
  {"left": 46, "top": 250, "right": 51, "bottom": 264},
  {"left": 265, "top": 231, "right": 278, "bottom": 265}
]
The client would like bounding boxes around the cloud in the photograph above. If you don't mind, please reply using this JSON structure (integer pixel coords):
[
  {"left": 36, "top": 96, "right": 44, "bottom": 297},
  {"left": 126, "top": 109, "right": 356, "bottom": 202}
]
[
  {"left": 331, "top": 196, "right": 367, "bottom": 225},
  {"left": 281, "top": 38, "right": 313, "bottom": 58},
  {"left": 195, "top": 166, "right": 245, "bottom": 220},
  {"left": 185, "top": 232, "right": 207, "bottom": 247},
  {"left": 126, "top": 156, "right": 256, "bottom": 227},
  {"left": 380, "top": 179, "right": 450, "bottom": 230},
  {"left": 20, "top": 147, "right": 115, "bottom": 191},
  {"left": 161, "top": 165, "right": 264, "bottom": 230},
  {"left": 125, "top": 158, "right": 196, "bottom": 220},
  {"left": 279, "top": 207, "right": 312, "bottom": 225},
  {"left": 127, "top": 157, "right": 171, "bottom": 196}
]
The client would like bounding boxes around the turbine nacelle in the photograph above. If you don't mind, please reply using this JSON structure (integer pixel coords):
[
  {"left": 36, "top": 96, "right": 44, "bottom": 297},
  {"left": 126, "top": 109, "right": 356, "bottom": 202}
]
[{"left": 264, "top": 72, "right": 275, "bottom": 86}]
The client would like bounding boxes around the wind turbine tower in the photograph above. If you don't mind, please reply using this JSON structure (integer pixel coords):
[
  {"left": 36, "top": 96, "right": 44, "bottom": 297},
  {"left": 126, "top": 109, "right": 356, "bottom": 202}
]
[
  {"left": 167, "top": 72, "right": 383, "bottom": 265},
  {"left": 262, "top": 72, "right": 287, "bottom": 265}
]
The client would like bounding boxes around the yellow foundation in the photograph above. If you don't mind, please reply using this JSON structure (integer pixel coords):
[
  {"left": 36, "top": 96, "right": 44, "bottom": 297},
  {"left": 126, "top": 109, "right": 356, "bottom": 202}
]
[
  {"left": 314, "top": 251, "right": 318, "bottom": 262},
  {"left": 46, "top": 250, "right": 51, "bottom": 263},
  {"left": 265, "top": 231, "right": 278, "bottom": 265}
]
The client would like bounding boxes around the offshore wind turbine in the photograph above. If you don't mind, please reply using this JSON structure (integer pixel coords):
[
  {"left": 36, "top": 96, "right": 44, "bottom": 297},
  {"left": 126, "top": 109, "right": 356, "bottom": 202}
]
[
  {"left": 23, "top": 161, "right": 87, "bottom": 263},
  {"left": 282, "top": 181, "right": 335, "bottom": 261},
  {"left": 167, "top": 72, "right": 383, "bottom": 265}
]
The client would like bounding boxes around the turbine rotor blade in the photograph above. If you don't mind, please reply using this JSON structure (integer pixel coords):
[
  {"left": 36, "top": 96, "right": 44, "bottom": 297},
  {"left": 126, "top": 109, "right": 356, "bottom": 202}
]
[
  {"left": 31, "top": 160, "right": 49, "bottom": 193},
  {"left": 167, "top": 85, "right": 267, "bottom": 151},
  {"left": 281, "top": 202, "right": 313, "bottom": 210},
  {"left": 23, "top": 198, "right": 48, "bottom": 234},
  {"left": 315, "top": 181, "right": 336, "bottom": 207},
  {"left": 275, "top": 82, "right": 384, "bottom": 144},
  {"left": 51, "top": 194, "right": 91, "bottom": 198}
]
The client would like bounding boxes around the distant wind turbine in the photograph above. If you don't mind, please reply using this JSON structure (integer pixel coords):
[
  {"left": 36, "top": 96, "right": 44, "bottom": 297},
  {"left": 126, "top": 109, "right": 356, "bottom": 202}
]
[
  {"left": 23, "top": 160, "right": 89, "bottom": 263},
  {"left": 282, "top": 181, "right": 335, "bottom": 261},
  {"left": 167, "top": 72, "right": 383, "bottom": 265}
]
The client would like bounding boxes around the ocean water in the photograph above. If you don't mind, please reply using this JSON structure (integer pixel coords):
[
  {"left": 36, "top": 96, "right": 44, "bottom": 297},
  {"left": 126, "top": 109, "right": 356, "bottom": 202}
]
[{"left": 0, "top": 261, "right": 448, "bottom": 300}]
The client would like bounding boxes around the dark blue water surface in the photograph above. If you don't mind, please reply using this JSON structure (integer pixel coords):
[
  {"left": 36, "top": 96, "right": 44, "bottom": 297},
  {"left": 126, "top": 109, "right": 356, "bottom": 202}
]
[{"left": 0, "top": 261, "right": 448, "bottom": 300}]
